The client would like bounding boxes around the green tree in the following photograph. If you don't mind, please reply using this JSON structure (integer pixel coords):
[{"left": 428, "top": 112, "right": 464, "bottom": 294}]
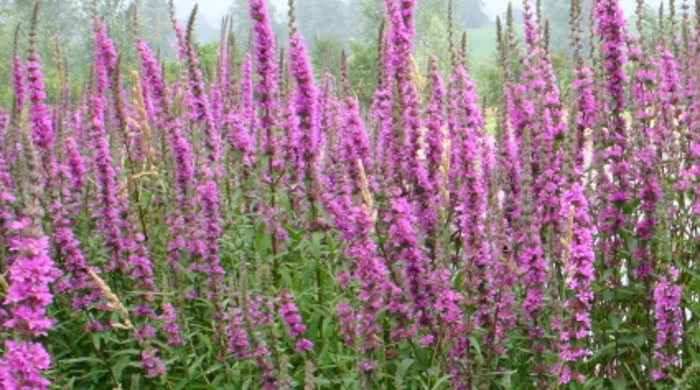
[
  {"left": 543, "top": 0, "right": 591, "bottom": 54},
  {"left": 136, "top": 0, "right": 177, "bottom": 58},
  {"left": 455, "top": 0, "right": 490, "bottom": 29},
  {"left": 297, "top": 0, "right": 349, "bottom": 47}
]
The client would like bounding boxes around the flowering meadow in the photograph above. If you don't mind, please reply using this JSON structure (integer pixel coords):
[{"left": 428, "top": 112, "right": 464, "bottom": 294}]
[{"left": 3, "top": 0, "right": 700, "bottom": 388}]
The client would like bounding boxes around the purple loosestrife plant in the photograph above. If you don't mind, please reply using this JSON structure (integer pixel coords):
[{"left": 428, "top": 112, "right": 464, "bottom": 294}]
[
  {"left": 227, "top": 305, "right": 251, "bottom": 359},
  {"left": 93, "top": 22, "right": 117, "bottom": 95},
  {"left": 25, "top": 15, "right": 96, "bottom": 313},
  {"left": 89, "top": 20, "right": 129, "bottom": 274},
  {"left": 280, "top": 89, "right": 300, "bottom": 185},
  {"left": 595, "top": 0, "right": 631, "bottom": 266},
  {"left": 288, "top": 2, "right": 320, "bottom": 209},
  {"left": 385, "top": 196, "right": 433, "bottom": 335},
  {"left": 249, "top": 0, "right": 287, "bottom": 265},
  {"left": 339, "top": 60, "right": 375, "bottom": 197},
  {"left": 627, "top": 1, "right": 660, "bottom": 284},
  {"left": 277, "top": 291, "right": 313, "bottom": 353},
  {"left": 2, "top": 88, "right": 61, "bottom": 388},
  {"left": 448, "top": 63, "right": 491, "bottom": 313},
  {"left": 62, "top": 114, "right": 87, "bottom": 215},
  {"left": 534, "top": 21, "right": 567, "bottom": 245},
  {"left": 421, "top": 56, "right": 445, "bottom": 240},
  {"left": 518, "top": 127, "right": 549, "bottom": 379},
  {"left": 371, "top": 29, "right": 396, "bottom": 189},
  {"left": 224, "top": 55, "right": 256, "bottom": 166},
  {"left": 6, "top": 28, "right": 24, "bottom": 172},
  {"left": 1, "top": 116, "right": 14, "bottom": 220},
  {"left": 571, "top": 0, "right": 597, "bottom": 173},
  {"left": 495, "top": 18, "right": 522, "bottom": 229},
  {"left": 87, "top": 81, "right": 125, "bottom": 272},
  {"left": 652, "top": 267, "right": 683, "bottom": 380},
  {"left": 184, "top": 7, "right": 223, "bottom": 170},
  {"left": 491, "top": 100, "right": 520, "bottom": 350},
  {"left": 555, "top": 184, "right": 596, "bottom": 384},
  {"left": 349, "top": 207, "right": 392, "bottom": 371},
  {"left": 136, "top": 38, "right": 197, "bottom": 275},
  {"left": 0, "top": 340, "right": 52, "bottom": 389},
  {"left": 249, "top": 0, "right": 279, "bottom": 158},
  {"left": 385, "top": 0, "right": 428, "bottom": 199}
]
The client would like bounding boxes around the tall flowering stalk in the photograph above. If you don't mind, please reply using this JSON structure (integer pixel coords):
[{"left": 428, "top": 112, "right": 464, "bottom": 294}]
[
  {"left": 385, "top": 0, "right": 427, "bottom": 199},
  {"left": 495, "top": 17, "right": 522, "bottom": 228},
  {"left": 628, "top": 0, "right": 660, "bottom": 287},
  {"left": 595, "top": 0, "right": 631, "bottom": 265},
  {"left": 224, "top": 55, "right": 256, "bottom": 166},
  {"left": 278, "top": 291, "right": 313, "bottom": 353},
  {"left": 250, "top": 0, "right": 279, "bottom": 160},
  {"left": 446, "top": 61, "right": 492, "bottom": 389},
  {"left": 371, "top": 26, "right": 395, "bottom": 188},
  {"left": 652, "top": 267, "right": 683, "bottom": 380},
  {"left": 1, "top": 48, "right": 62, "bottom": 387},
  {"left": 9, "top": 28, "right": 25, "bottom": 168},
  {"left": 348, "top": 202, "right": 391, "bottom": 374},
  {"left": 136, "top": 38, "right": 196, "bottom": 276},
  {"left": 421, "top": 56, "right": 445, "bottom": 242},
  {"left": 555, "top": 139, "right": 596, "bottom": 385},
  {"left": 180, "top": 8, "right": 226, "bottom": 304},
  {"left": 491, "top": 89, "right": 519, "bottom": 350},
  {"left": 89, "top": 21, "right": 126, "bottom": 274},
  {"left": 184, "top": 6, "right": 223, "bottom": 170},
  {"left": 518, "top": 128, "right": 548, "bottom": 380},
  {"left": 288, "top": 0, "right": 320, "bottom": 212},
  {"left": 22, "top": 6, "right": 96, "bottom": 314}
]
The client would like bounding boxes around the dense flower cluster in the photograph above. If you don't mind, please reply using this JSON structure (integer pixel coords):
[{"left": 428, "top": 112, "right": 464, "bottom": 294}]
[{"left": 0, "top": 0, "right": 698, "bottom": 388}]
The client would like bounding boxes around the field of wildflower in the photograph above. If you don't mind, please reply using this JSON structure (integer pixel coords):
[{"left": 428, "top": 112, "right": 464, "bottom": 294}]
[{"left": 1, "top": 0, "right": 700, "bottom": 388}]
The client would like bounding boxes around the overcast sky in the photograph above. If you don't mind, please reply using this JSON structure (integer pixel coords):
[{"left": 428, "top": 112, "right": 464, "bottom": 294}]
[
  {"left": 173, "top": 0, "right": 669, "bottom": 28},
  {"left": 483, "top": 0, "right": 665, "bottom": 18}
]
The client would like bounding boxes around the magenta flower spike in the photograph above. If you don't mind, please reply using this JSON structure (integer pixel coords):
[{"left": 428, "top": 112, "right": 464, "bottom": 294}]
[
  {"left": 63, "top": 113, "right": 87, "bottom": 214},
  {"left": 184, "top": 16, "right": 223, "bottom": 170},
  {"left": 2, "top": 64, "right": 62, "bottom": 390},
  {"left": 652, "top": 268, "right": 683, "bottom": 380},
  {"left": 27, "top": 55, "right": 53, "bottom": 154},
  {"left": 349, "top": 207, "right": 391, "bottom": 369},
  {"left": 594, "top": 0, "right": 631, "bottom": 254},
  {"left": 371, "top": 31, "right": 395, "bottom": 186},
  {"left": 0, "top": 340, "right": 53, "bottom": 389},
  {"left": 385, "top": 0, "right": 427, "bottom": 197},
  {"left": 249, "top": 0, "right": 280, "bottom": 159},
  {"left": 421, "top": 56, "right": 445, "bottom": 236},
  {"left": 227, "top": 306, "right": 251, "bottom": 359},
  {"left": 12, "top": 53, "right": 25, "bottom": 124},
  {"left": 93, "top": 22, "right": 117, "bottom": 95},
  {"left": 87, "top": 84, "right": 125, "bottom": 272},
  {"left": 288, "top": 13, "right": 320, "bottom": 200},
  {"left": 0, "top": 111, "right": 14, "bottom": 201},
  {"left": 556, "top": 182, "right": 596, "bottom": 385},
  {"left": 136, "top": 38, "right": 197, "bottom": 271},
  {"left": 278, "top": 291, "right": 313, "bottom": 353}
]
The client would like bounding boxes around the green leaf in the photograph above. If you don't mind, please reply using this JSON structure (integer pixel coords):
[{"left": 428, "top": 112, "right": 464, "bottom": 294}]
[
  {"left": 610, "top": 378, "right": 628, "bottom": 390},
  {"left": 188, "top": 355, "right": 207, "bottom": 376},
  {"left": 610, "top": 315, "right": 622, "bottom": 331},
  {"left": 468, "top": 335, "right": 482, "bottom": 356},
  {"left": 397, "top": 358, "right": 414, "bottom": 378},
  {"left": 430, "top": 374, "right": 453, "bottom": 390}
]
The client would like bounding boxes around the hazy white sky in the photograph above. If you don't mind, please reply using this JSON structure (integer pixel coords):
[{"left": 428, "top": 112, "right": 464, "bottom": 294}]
[
  {"left": 483, "top": 0, "right": 665, "bottom": 19},
  {"left": 173, "top": 0, "right": 670, "bottom": 28},
  {"left": 173, "top": 0, "right": 228, "bottom": 24}
]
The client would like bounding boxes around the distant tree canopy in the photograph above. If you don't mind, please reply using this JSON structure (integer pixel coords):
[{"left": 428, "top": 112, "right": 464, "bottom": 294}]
[
  {"left": 542, "top": 0, "right": 592, "bottom": 54},
  {"left": 297, "top": 0, "right": 350, "bottom": 45},
  {"left": 455, "top": 0, "right": 490, "bottom": 29}
]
